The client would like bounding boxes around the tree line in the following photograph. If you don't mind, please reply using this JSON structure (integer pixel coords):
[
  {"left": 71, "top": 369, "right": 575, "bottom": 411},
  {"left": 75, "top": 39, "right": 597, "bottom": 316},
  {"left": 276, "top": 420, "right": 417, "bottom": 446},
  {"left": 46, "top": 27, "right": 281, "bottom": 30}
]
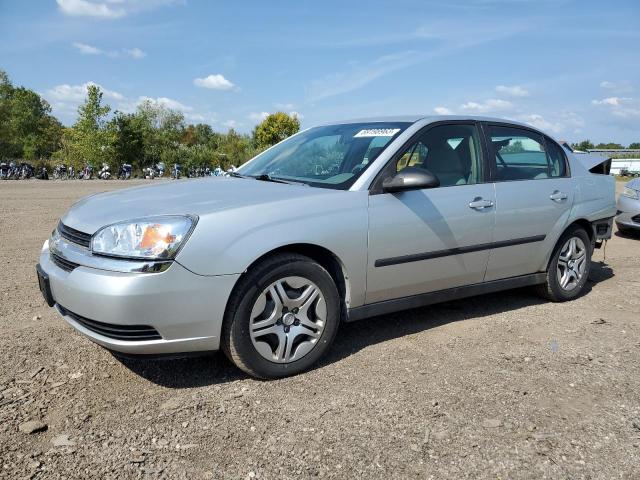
[
  {"left": 0, "top": 70, "right": 300, "bottom": 174},
  {"left": 3, "top": 69, "right": 638, "bottom": 174},
  {"left": 571, "top": 140, "right": 640, "bottom": 151}
]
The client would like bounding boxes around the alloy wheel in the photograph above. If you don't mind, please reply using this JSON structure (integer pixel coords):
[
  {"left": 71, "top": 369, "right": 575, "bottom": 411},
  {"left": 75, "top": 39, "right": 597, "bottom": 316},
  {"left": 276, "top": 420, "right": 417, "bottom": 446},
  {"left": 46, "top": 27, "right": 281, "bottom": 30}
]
[
  {"left": 249, "top": 276, "right": 326, "bottom": 363},
  {"left": 556, "top": 236, "right": 587, "bottom": 291}
]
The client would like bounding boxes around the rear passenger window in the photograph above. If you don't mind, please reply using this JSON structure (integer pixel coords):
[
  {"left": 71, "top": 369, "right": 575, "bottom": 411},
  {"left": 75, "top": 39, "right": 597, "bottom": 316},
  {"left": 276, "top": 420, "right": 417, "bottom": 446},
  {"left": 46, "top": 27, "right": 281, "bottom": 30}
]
[
  {"left": 544, "top": 137, "right": 568, "bottom": 177},
  {"left": 488, "top": 126, "right": 565, "bottom": 181}
]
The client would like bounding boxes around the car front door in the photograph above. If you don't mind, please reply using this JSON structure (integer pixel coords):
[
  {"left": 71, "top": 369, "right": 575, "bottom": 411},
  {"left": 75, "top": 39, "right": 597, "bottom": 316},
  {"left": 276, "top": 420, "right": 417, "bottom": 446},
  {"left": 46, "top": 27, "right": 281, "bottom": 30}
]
[
  {"left": 482, "top": 123, "right": 574, "bottom": 281},
  {"left": 366, "top": 122, "right": 496, "bottom": 304}
]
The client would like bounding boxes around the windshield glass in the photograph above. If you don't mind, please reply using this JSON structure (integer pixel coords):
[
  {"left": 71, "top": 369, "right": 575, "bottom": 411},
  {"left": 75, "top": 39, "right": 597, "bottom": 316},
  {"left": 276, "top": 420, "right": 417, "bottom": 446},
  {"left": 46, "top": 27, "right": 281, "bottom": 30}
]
[{"left": 238, "top": 122, "right": 410, "bottom": 189}]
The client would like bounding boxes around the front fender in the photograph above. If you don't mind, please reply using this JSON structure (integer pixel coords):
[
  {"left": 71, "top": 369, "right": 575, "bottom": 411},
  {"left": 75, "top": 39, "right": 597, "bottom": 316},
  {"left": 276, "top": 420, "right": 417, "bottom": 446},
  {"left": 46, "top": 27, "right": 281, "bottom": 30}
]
[{"left": 175, "top": 190, "right": 370, "bottom": 307}]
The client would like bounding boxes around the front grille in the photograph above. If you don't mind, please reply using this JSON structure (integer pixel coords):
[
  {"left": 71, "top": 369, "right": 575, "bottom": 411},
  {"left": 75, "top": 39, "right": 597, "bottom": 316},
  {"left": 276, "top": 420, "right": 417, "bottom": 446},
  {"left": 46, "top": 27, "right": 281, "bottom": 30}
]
[
  {"left": 59, "top": 306, "right": 162, "bottom": 341},
  {"left": 632, "top": 214, "right": 640, "bottom": 224},
  {"left": 58, "top": 222, "right": 92, "bottom": 248},
  {"left": 51, "top": 253, "right": 79, "bottom": 272}
]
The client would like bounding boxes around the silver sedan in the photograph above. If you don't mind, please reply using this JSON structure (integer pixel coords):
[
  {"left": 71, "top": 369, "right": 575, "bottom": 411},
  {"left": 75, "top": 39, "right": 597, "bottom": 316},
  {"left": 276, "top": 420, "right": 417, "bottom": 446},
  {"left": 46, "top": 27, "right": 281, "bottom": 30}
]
[
  {"left": 616, "top": 178, "right": 640, "bottom": 233},
  {"left": 37, "top": 116, "right": 617, "bottom": 378}
]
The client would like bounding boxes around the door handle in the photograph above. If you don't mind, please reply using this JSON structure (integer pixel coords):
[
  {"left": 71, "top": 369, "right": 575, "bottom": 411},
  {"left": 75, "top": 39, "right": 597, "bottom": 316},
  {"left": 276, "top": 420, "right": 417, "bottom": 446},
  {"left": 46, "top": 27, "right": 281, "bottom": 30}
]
[
  {"left": 550, "top": 190, "right": 568, "bottom": 201},
  {"left": 468, "top": 197, "right": 494, "bottom": 210}
]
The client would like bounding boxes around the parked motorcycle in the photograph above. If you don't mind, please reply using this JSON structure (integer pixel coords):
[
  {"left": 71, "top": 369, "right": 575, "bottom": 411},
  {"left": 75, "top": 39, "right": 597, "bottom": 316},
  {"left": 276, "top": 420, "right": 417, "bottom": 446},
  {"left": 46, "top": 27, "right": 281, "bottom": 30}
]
[
  {"left": 119, "top": 164, "right": 132, "bottom": 180},
  {"left": 171, "top": 163, "right": 182, "bottom": 179},
  {"left": 0, "top": 162, "right": 9, "bottom": 179},
  {"left": 98, "top": 163, "right": 111, "bottom": 180},
  {"left": 79, "top": 164, "right": 93, "bottom": 180},
  {"left": 53, "top": 164, "right": 67, "bottom": 180},
  {"left": 20, "top": 163, "right": 34, "bottom": 179},
  {"left": 36, "top": 166, "right": 49, "bottom": 180}
]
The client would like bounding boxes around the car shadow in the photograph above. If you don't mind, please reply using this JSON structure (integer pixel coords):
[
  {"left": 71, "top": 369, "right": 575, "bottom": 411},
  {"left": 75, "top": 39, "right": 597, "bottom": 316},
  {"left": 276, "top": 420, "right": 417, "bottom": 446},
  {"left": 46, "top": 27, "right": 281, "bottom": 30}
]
[
  {"left": 113, "top": 351, "right": 244, "bottom": 388},
  {"left": 114, "top": 263, "right": 614, "bottom": 387}
]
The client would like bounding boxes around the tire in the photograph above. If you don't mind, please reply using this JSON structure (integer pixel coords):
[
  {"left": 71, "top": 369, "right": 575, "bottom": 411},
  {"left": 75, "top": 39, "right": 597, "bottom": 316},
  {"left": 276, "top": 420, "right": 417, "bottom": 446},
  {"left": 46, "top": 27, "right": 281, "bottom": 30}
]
[
  {"left": 221, "top": 253, "right": 341, "bottom": 379},
  {"left": 535, "top": 226, "right": 592, "bottom": 302}
]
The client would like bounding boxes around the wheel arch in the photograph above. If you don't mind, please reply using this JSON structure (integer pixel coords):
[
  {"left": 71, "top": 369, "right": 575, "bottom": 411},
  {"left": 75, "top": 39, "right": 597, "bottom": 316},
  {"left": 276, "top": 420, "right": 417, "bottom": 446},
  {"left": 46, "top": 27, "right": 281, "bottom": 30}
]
[
  {"left": 229, "top": 243, "right": 351, "bottom": 321},
  {"left": 543, "top": 218, "right": 594, "bottom": 271}
]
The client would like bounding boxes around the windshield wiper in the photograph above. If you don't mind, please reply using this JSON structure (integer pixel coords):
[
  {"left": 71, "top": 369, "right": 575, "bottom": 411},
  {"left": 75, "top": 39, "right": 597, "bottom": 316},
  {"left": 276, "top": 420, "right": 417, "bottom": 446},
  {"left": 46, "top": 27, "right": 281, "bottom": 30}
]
[
  {"left": 226, "top": 171, "right": 250, "bottom": 179},
  {"left": 228, "top": 171, "right": 305, "bottom": 185},
  {"left": 251, "top": 174, "right": 305, "bottom": 185}
]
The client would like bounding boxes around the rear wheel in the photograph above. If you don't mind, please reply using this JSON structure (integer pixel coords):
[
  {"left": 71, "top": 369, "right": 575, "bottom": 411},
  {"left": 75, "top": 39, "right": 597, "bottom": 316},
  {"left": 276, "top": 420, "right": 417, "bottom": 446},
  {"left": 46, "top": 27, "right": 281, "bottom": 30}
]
[
  {"left": 536, "top": 226, "right": 592, "bottom": 302},
  {"left": 221, "top": 253, "right": 340, "bottom": 379}
]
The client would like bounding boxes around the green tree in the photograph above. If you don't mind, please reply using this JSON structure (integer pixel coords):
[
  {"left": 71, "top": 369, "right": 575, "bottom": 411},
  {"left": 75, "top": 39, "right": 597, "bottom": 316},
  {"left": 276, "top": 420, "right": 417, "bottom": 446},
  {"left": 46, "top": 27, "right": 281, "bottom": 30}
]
[
  {"left": 595, "top": 142, "right": 624, "bottom": 149},
  {"left": 628, "top": 142, "right": 640, "bottom": 149},
  {"left": 0, "top": 70, "right": 62, "bottom": 160},
  {"left": 64, "top": 84, "right": 114, "bottom": 168},
  {"left": 253, "top": 112, "right": 300, "bottom": 149},
  {"left": 0, "top": 70, "right": 15, "bottom": 158},
  {"left": 220, "top": 128, "right": 255, "bottom": 167},
  {"left": 135, "top": 99, "right": 185, "bottom": 169},
  {"left": 108, "top": 111, "right": 145, "bottom": 172},
  {"left": 571, "top": 140, "right": 594, "bottom": 151}
]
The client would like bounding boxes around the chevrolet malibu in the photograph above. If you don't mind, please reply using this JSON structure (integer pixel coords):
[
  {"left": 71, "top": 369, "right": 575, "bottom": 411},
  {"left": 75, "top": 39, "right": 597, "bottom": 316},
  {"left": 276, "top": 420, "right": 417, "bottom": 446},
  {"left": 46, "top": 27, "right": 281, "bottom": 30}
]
[{"left": 37, "top": 116, "right": 616, "bottom": 379}]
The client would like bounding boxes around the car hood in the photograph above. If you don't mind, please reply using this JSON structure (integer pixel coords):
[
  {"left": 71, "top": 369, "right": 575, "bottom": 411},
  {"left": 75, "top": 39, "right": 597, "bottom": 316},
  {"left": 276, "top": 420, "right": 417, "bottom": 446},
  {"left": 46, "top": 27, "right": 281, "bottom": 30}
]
[
  {"left": 61, "top": 177, "right": 338, "bottom": 234},
  {"left": 626, "top": 178, "right": 640, "bottom": 191}
]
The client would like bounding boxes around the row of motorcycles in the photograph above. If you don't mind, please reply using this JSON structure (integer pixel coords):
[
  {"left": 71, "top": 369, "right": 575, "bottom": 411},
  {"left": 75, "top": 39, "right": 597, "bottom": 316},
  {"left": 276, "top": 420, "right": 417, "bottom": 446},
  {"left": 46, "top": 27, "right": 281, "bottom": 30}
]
[
  {"left": 0, "top": 162, "right": 39, "bottom": 180},
  {"left": 1, "top": 161, "right": 236, "bottom": 181}
]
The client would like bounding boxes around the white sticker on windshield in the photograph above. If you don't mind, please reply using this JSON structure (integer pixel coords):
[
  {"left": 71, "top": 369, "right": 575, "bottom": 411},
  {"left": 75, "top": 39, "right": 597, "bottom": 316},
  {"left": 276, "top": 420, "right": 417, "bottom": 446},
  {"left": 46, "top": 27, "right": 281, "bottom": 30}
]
[{"left": 354, "top": 128, "right": 400, "bottom": 138}]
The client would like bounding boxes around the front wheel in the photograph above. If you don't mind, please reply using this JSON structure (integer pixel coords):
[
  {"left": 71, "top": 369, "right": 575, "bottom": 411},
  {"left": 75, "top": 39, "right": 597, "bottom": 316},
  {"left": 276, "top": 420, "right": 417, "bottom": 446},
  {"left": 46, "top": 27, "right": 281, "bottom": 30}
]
[
  {"left": 221, "top": 253, "right": 340, "bottom": 379},
  {"left": 536, "top": 226, "right": 592, "bottom": 302}
]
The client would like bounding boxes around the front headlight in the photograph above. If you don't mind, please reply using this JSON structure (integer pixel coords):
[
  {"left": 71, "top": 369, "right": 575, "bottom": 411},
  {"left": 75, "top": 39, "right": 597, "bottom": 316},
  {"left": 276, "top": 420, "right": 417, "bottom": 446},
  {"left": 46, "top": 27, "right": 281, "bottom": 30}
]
[
  {"left": 621, "top": 187, "right": 639, "bottom": 200},
  {"left": 91, "top": 215, "right": 197, "bottom": 260}
]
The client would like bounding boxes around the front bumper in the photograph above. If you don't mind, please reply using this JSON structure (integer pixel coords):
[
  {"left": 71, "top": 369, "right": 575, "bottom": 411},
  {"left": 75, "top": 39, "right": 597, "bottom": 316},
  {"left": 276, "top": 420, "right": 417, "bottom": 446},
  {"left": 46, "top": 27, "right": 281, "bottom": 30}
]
[
  {"left": 39, "top": 240, "right": 239, "bottom": 355},
  {"left": 616, "top": 194, "right": 640, "bottom": 230}
]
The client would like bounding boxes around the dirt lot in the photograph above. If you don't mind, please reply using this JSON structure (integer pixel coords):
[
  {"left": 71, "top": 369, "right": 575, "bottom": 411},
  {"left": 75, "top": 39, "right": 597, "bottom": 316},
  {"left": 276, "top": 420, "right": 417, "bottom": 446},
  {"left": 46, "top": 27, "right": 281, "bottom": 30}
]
[{"left": 1, "top": 180, "right": 639, "bottom": 479}]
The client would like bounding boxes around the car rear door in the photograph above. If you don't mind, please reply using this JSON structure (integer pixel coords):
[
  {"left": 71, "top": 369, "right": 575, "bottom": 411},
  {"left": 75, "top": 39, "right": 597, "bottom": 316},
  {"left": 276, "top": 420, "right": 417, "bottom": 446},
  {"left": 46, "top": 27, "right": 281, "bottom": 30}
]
[
  {"left": 365, "top": 122, "right": 496, "bottom": 304},
  {"left": 481, "top": 123, "right": 574, "bottom": 281}
]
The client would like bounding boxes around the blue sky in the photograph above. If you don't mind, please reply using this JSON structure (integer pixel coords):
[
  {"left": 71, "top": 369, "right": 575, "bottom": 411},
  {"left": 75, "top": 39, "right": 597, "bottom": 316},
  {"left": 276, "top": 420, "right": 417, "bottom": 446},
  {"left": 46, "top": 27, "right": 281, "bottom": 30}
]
[{"left": 1, "top": 0, "right": 639, "bottom": 143}]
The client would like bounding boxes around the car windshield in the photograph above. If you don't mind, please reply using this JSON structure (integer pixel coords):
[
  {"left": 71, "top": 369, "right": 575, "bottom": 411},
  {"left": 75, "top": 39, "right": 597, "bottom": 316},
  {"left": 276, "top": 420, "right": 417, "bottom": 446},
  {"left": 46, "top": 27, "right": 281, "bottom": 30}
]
[{"left": 237, "top": 122, "right": 410, "bottom": 189}]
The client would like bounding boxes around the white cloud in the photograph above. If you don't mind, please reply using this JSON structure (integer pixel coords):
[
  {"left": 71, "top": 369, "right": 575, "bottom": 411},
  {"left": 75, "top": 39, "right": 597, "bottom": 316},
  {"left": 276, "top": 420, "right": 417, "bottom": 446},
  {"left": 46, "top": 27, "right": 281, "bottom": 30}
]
[
  {"left": 138, "top": 96, "right": 193, "bottom": 112},
  {"left": 517, "top": 111, "right": 585, "bottom": 135},
  {"left": 46, "top": 82, "right": 125, "bottom": 104},
  {"left": 434, "top": 106, "right": 453, "bottom": 115},
  {"left": 193, "top": 74, "right": 235, "bottom": 90},
  {"left": 44, "top": 81, "right": 125, "bottom": 118},
  {"left": 72, "top": 42, "right": 102, "bottom": 55},
  {"left": 592, "top": 96, "right": 626, "bottom": 106},
  {"left": 57, "top": 0, "right": 179, "bottom": 19},
  {"left": 308, "top": 50, "right": 421, "bottom": 102},
  {"left": 248, "top": 112, "right": 270, "bottom": 122},
  {"left": 71, "top": 42, "right": 146, "bottom": 59},
  {"left": 592, "top": 96, "right": 640, "bottom": 119},
  {"left": 495, "top": 85, "right": 529, "bottom": 97},
  {"left": 459, "top": 98, "right": 513, "bottom": 113},
  {"left": 519, "top": 114, "right": 562, "bottom": 133},
  {"left": 248, "top": 110, "right": 302, "bottom": 123},
  {"left": 224, "top": 120, "right": 241, "bottom": 129},
  {"left": 124, "top": 47, "right": 146, "bottom": 59},
  {"left": 600, "top": 80, "right": 634, "bottom": 93},
  {"left": 57, "top": 0, "right": 126, "bottom": 18}
]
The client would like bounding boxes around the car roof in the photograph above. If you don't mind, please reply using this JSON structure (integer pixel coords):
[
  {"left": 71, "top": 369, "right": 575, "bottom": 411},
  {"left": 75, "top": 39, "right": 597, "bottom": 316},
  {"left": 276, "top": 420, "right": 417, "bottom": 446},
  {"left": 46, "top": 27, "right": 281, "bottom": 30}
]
[{"left": 320, "top": 115, "right": 537, "bottom": 130}]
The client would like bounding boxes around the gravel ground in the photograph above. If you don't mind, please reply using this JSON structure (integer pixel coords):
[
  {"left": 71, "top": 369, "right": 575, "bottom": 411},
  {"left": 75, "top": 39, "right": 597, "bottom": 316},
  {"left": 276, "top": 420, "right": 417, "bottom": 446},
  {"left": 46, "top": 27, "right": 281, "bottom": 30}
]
[{"left": 1, "top": 180, "right": 639, "bottom": 479}]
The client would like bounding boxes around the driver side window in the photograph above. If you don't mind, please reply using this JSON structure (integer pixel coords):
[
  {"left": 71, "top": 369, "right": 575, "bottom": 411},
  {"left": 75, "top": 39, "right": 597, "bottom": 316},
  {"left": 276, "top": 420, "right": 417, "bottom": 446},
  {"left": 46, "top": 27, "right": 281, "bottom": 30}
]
[{"left": 396, "top": 124, "right": 483, "bottom": 187}]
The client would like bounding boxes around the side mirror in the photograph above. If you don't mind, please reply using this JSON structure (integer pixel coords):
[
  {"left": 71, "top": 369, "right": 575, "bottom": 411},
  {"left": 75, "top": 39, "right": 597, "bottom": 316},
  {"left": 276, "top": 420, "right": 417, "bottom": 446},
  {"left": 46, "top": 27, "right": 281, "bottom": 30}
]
[{"left": 382, "top": 166, "right": 440, "bottom": 193}]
